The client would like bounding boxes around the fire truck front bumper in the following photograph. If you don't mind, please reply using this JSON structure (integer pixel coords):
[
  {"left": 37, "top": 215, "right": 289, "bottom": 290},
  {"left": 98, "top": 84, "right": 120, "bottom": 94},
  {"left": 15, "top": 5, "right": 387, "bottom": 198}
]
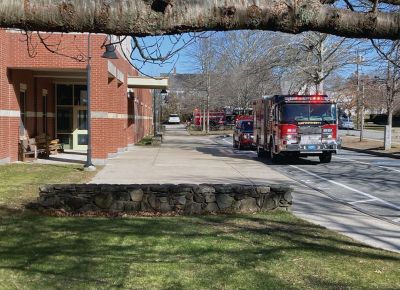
[
  {"left": 282, "top": 142, "right": 339, "bottom": 153},
  {"left": 239, "top": 134, "right": 254, "bottom": 147},
  {"left": 240, "top": 138, "right": 254, "bottom": 146}
]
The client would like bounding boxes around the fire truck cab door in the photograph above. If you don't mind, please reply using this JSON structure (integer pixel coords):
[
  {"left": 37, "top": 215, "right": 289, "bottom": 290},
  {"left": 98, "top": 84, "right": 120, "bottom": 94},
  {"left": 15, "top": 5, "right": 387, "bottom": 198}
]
[{"left": 270, "top": 105, "right": 279, "bottom": 147}]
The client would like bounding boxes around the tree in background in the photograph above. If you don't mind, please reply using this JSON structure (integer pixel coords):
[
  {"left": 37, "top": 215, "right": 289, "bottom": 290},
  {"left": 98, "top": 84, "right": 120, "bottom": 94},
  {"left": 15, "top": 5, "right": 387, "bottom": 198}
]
[
  {"left": 214, "top": 31, "right": 282, "bottom": 108},
  {"left": 181, "top": 31, "right": 283, "bottom": 127},
  {"left": 282, "top": 32, "right": 357, "bottom": 94}
]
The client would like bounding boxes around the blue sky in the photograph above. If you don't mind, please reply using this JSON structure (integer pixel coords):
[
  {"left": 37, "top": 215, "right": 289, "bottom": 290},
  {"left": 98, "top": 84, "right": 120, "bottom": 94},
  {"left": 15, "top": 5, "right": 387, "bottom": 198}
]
[{"left": 132, "top": 33, "right": 199, "bottom": 77}]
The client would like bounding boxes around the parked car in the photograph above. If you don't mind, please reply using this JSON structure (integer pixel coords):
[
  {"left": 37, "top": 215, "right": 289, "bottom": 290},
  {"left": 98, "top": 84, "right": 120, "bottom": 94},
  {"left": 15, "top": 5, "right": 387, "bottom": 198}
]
[
  {"left": 339, "top": 117, "right": 355, "bottom": 129},
  {"left": 168, "top": 114, "right": 180, "bottom": 124},
  {"left": 233, "top": 119, "right": 254, "bottom": 150}
]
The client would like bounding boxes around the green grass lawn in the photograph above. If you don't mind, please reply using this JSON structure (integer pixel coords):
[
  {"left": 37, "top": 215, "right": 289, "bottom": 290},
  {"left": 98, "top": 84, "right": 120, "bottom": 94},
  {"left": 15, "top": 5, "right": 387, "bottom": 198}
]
[
  {"left": 0, "top": 164, "right": 97, "bottom": 210},
  {"left": 0, "top": 164, "right": 399, "bottom": 289},
  {"left": 136, "top": 135, "right": 154, "bottom": 146}
]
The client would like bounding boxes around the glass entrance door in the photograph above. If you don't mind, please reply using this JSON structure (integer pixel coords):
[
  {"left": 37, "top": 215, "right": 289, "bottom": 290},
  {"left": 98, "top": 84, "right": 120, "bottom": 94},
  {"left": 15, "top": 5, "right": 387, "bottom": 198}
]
[
  {"left": 56, "top": 84, "right": 87, "bottom": 151},
  {"left": 72, "top": 107, "right": 88, "bottom": 151}
]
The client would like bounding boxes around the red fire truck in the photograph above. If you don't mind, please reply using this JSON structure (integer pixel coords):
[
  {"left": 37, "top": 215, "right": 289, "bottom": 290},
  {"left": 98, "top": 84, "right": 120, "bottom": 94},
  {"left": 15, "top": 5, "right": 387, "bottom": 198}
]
[
  {"left": 253, "top": 95, "right": 340, "bottom": 163},
  {"left": 193, "top": 108, "right": 225, "bottom": 127},
  {"left": 193, "top": 107, "right": 253, "bottom": 128}
]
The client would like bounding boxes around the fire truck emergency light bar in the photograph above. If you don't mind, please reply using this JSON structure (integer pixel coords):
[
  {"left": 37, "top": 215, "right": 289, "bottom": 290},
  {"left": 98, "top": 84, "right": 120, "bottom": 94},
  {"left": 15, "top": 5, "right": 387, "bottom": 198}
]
[{"left": 285, "top": 95, "right": 331, "bottom": 102}]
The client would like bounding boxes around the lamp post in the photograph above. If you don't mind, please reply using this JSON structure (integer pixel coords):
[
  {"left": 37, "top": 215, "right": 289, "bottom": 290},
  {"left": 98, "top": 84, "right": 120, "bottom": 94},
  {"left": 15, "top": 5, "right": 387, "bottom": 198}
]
[
  {"left": 153, "top": 89, "right": 157, "bottom": 137},
  {"left": 153, "top": 89, "right": 168, "bottom": 136},
  {"left": 83, "top": 33, "right": 95, "bottom": 171},
  {"left": 159, "top": 89, "right": 168, "bottom": 134},
  {"left": 84, "top": 34, "right": 118, "bottom": 171}
]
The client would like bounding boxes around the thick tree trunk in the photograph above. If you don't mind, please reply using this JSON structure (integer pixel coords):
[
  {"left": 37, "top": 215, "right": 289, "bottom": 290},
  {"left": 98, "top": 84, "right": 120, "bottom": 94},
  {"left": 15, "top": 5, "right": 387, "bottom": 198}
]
[
  {"left": 316, "top": 40, "right": 324, "bottom": 94},
  {"left": 0, "top": 0, "right": 400, "bottom": 39},
  {"left": 385, "top": 109, "right": 393, "bottom": 150},
  {"left": 316, "top": 79, "right": 324, "bottom": 94}
]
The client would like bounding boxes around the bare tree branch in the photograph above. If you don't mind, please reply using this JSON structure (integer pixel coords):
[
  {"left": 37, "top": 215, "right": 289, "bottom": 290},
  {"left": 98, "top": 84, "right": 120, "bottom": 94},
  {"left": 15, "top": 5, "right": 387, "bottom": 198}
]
[
  {"left": 20, "top": 30, "right": 86, "bottom": 62},
  {"left": 343, "top": 0, "right": 356, "bottom": 11},
  {"left": 370, "top": 39, "right": 400, "bottom": 68},
  {"left": 1, "top": 0, "right": 400, "bottom": 39}
]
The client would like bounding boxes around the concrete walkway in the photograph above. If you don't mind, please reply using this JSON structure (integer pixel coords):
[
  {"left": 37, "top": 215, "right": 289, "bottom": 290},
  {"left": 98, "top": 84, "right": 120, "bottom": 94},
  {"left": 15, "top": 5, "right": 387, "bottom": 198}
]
[
  {"left": 34, "top": 150, "right": 86, "bottom": 165},
  {"left": 91, "top": 125, "right": 289, "bottom": 185},
  {"left": 91, "top": 125, "right": 400, "bottom": 253}
]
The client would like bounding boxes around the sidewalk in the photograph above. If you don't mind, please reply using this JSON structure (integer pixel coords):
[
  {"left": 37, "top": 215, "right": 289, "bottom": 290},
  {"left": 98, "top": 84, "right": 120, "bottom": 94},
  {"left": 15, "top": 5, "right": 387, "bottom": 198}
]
[
  {"left": 90, "top": 126, "right": 289, "bottom": 185},
  {"left": 341, "top": 135, "right": 400, "bottom": 159}
]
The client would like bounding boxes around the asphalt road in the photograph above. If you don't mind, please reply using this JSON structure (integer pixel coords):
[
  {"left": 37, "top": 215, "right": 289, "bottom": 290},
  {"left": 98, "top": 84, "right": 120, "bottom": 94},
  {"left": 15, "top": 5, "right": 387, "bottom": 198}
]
[{"left": 217, "top": 136, "right": 400, "bottom": 226}]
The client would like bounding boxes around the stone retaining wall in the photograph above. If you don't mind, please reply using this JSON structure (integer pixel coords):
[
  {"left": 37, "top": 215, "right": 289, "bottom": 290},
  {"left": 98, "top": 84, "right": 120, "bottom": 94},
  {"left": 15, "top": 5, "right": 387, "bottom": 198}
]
[{"left": 31, "top": 184, "right": 293, "bottom": 215}]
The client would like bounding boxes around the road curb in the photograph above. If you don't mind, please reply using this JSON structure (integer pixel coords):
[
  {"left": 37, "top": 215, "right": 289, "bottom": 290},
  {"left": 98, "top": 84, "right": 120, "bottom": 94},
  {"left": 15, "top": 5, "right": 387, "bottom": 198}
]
[{"left": 342, "top": 146, "right": 400, "bottom": 159}]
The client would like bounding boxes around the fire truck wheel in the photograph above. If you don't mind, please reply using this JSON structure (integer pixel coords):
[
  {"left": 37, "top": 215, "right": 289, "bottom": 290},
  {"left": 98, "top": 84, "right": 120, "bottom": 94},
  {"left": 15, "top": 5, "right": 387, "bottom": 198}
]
[
  {"left": 257, "top": 146, "right": 266, "bottom": 158},
  {"left": 269, "top": 142, "right": 279, "bottom": 162},
  {"left": 287, "top": 152, "right": 300, "bottom": 161},
  {"left": 319, "top": 152, "right": 332, "bottom": 163}
]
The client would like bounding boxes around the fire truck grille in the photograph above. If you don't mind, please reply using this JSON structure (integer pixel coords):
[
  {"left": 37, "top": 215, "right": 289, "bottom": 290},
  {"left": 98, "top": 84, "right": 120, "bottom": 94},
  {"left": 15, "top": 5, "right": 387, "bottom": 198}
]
[
  {"left": 300, "top": 135, "right": 321, "bottom": 145},
  {"left": 298, "top": 126, "right": 322, "bottom": 135}
]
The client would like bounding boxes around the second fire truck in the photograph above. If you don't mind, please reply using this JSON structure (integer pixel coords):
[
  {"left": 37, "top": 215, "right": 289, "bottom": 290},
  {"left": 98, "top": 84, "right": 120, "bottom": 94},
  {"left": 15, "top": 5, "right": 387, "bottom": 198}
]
[{"left": 253, "top": 95, "right": 340, "bottom": 163}]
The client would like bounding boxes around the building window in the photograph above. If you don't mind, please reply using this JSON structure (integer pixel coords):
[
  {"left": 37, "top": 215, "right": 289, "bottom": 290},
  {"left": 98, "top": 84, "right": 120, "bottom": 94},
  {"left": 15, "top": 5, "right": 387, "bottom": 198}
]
[
  {"left": 57, "top": 84, "right": 73, "bottom": 106},
  {"left": 74, "top": 85, "right": 87, "bottom": 106},
  {"left": 57, "top": 107, "right": 73, "bottom": 133}
]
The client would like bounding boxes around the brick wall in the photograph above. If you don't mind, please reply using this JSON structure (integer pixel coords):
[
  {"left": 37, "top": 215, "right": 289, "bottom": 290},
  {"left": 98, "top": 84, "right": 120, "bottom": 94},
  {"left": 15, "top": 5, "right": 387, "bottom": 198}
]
[
  {"left": 0, "top": 31, "right": 154, "bottom": 163},
  {"left": 0, "top": 30, "right": 8, "bottom": 161}
]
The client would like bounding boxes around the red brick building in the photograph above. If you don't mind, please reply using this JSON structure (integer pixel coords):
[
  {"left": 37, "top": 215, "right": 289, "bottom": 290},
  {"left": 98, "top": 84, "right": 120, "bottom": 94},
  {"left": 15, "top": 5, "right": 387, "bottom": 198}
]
[{"left": 0, "top": 30, "right": 154, "bottom": 164}]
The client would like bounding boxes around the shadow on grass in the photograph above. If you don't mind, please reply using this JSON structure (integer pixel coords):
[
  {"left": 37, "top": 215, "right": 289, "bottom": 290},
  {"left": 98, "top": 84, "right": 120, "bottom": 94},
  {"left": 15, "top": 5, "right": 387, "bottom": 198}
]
[{"left": 0, "top": 209, "right": 399, "bottom": 289}]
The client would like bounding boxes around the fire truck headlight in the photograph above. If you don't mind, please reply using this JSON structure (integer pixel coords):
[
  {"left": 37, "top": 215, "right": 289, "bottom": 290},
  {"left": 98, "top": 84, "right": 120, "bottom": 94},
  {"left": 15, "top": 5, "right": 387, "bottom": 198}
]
[
  {"left": 323, "top": 128, "right": 333, "bottom": 133},
  {"left": 285, "top": 134, "right": 293, "bottom": 140}
]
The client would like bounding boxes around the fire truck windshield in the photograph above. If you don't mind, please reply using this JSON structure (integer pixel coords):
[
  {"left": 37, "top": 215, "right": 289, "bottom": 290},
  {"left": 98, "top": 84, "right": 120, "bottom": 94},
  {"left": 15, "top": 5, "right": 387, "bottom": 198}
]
[
  {"left": 280, "top": 104, "right": 336, "bottom": 124},
  {"left": 241, "top": 121, "right": 253, "bottom": 132}
]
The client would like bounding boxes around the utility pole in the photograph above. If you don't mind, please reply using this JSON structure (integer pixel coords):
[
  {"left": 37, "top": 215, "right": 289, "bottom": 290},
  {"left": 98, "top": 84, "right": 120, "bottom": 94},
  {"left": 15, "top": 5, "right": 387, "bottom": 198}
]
[
  {"left": 153, "top": 89, "right": 157, "bottom": 137},
  {"left": 356, "top": 52, "right": 361, "bottom": 131},
  {"left": 355, "top": 52, "right": 365, "bottom": 142},
  {"left": 360, "top": 81, "right": 365, "bottom": 142},
  {"left": 206, "top": 71, "right": 210, "bottom": 134}
]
